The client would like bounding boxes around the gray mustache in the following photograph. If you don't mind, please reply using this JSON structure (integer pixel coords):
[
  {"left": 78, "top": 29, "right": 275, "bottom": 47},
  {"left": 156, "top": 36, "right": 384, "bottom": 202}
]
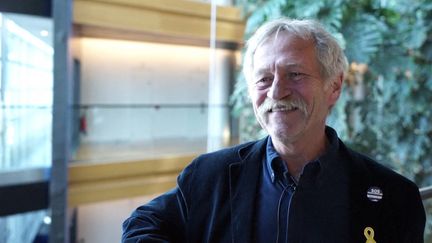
[{"left": 257, "top": 98, "right": 308, "bottom": 115}]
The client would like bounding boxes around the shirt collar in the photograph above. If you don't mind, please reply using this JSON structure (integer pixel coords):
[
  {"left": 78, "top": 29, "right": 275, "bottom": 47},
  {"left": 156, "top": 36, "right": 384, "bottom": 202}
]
[
  {"left": 265, "top": 126, "right": 340, "bottom": 183},
  {"left": 265, "top": 137, "right": 288, "bottom": 183}
]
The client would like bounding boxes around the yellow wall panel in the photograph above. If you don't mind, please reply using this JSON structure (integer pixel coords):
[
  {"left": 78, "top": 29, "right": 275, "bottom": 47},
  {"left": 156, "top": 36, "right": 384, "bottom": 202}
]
[
  {"left": 68, "top": 155, "right": 195, "bottom": 206},
  {"left": 73, "top": 0, "right": 245, "bottom": 44}
]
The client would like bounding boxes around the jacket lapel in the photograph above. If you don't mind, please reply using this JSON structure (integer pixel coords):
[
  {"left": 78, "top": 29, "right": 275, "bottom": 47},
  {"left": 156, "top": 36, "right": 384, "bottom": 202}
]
[
  {"left": 346, "top": 148, "right": 386, "bottom": 242},
  {"left": 229, "top": 138, "right": 267, "bottom": 243}
]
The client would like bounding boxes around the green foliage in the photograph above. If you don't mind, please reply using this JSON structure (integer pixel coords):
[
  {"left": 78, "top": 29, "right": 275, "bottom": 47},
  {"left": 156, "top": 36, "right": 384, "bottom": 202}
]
[
  {"left": 232, "top": 0, "right": 432, "bottom": 238},
  {"left": 342, "top": 13, "right": 387, "bottom": 63}
]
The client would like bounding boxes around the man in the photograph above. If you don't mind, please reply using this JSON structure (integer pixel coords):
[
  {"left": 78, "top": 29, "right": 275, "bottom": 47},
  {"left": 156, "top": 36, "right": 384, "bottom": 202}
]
[{"left": 123, "top": 18, "right": 425, "bottom": 243}]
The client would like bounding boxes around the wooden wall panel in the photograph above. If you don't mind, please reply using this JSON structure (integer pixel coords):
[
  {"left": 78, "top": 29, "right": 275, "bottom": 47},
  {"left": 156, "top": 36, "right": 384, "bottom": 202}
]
[
  {"left": 73, "top": 0, "right": 245, "bottom": 45},
  {"left": 68, "top": 155, "right": 195, "bottom": 206}
]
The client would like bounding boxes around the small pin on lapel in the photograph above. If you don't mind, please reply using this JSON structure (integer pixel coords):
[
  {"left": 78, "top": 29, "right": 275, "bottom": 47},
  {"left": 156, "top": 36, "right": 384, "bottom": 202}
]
[{"left": 367, "top": 186, "right": 383, "bottom": 202}]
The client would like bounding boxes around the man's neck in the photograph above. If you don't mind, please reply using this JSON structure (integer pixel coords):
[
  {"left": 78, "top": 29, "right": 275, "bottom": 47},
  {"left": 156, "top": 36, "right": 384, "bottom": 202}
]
[{"left": 272, "top": 130, "right": 327, "bottom": 180}]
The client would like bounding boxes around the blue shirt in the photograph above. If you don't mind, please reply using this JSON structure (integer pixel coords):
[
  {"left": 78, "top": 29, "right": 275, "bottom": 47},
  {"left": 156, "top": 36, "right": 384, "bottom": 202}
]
[{"left": 254, "top": 137, "right": 320, "bottom": 243}]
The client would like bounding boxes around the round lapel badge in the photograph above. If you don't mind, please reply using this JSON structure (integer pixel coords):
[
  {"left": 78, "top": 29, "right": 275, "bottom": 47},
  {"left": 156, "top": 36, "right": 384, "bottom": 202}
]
[{"left": 367, "top": 187, "right": 383, "bottom": 202}]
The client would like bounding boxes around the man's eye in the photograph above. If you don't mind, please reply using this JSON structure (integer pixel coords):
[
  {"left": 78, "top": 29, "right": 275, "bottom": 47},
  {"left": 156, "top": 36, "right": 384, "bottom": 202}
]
[
  {"left": 289, "top": 72, "right": 302, "bottom": 78},
  {"left": 288, "top": 72, "right": 305, "bottom": 81},
  {"left": 256, "top": 77, "right": 272, "bottom": 86}
]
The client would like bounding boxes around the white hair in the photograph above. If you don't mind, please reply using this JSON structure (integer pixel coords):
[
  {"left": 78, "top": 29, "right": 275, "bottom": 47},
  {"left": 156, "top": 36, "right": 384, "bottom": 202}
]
[{"left": 243, "top": 18, "right": 348, "bottom": 84}]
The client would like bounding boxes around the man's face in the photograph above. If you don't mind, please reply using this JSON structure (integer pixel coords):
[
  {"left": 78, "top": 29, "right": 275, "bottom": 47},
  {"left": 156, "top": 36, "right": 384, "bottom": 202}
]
[{"left": 248, "top": 32, "right": 340, "bottom": 144}]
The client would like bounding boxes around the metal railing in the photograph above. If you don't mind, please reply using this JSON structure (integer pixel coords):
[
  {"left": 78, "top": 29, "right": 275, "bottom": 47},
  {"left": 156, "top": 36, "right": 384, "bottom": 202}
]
[
  {"left": 420, "top": 186, "right": 432, "bottom": 201},
  {"left": 0, "top": 167, "right": 50, "bottom": 216}
]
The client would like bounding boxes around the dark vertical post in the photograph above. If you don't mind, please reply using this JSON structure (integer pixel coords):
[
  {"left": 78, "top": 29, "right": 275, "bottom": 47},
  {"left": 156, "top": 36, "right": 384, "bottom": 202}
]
[{"left": 51, "top": 0, "right": 72, "bottom": 242}]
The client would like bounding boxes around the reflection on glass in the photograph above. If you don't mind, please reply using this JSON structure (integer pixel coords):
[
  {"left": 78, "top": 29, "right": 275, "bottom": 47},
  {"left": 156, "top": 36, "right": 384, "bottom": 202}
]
[
  {"left": 0, "top": 210, "right": 47, "bottom": 243},
  {"left": 0, "top": 12, "right": 53, "bottom": 243}
]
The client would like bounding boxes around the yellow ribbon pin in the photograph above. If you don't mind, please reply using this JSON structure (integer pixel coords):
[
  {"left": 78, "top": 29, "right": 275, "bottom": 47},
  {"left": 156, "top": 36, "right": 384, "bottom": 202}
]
[{"left": 364, "top": 227, "right": 376, "bottom": 243}]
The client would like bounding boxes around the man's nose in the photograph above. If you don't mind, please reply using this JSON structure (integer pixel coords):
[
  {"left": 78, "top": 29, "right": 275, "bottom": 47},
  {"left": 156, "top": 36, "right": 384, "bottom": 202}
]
[{"left": 267, "top": 76, "right": 291, "bottom": 100}]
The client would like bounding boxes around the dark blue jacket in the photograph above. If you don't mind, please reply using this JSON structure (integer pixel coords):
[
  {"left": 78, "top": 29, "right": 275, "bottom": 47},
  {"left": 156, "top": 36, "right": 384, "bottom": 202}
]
[{"left": 122, "top": 130, "right": 425, "bottom": 243}]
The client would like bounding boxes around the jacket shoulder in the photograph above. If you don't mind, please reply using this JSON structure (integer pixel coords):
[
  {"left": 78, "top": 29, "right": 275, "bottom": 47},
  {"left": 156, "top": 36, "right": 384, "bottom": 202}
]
[
  {"left": 177, "top": 138, "right": 264, "bottom": 189},
  {"left": 344, "top": 145, "right": 420, "bottom": 193},
  {"left": 191, "top": 139, "right": 263, "bottom": 171}
]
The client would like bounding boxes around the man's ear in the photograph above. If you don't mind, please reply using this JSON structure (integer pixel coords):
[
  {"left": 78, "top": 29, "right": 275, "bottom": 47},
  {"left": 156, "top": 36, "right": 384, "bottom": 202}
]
[{"left": 328, "top": 73, "right": 344, "bottom": 105}]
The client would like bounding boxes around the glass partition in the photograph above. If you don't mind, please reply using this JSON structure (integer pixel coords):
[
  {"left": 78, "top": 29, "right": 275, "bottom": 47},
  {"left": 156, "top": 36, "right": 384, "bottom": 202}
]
[
  {"left": 73, "top": 105, "right": 212, "bottom": 163},
  {"left": 0, "top": 12, "right": 53, "bottom": 243},
  {"left": 71, "top": 37, "right": 232, "bottom": 163},
  {"left": 0, "top": 12, "right": 53, "bottom": 170}
]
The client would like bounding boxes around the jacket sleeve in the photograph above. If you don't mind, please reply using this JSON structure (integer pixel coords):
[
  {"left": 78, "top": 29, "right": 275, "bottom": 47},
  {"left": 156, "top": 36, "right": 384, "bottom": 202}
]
[{"left": 122, "top": 163, "right": 194, "bottom": 243}]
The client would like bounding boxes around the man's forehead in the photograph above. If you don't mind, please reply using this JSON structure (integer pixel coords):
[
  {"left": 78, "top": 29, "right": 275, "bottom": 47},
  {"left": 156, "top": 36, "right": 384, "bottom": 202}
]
[
  {"left": 252, "top": 63, "right": 305, "bottom": 76},
  {"left": 253, "top": 35, "right": 313, "bottom": 64}
]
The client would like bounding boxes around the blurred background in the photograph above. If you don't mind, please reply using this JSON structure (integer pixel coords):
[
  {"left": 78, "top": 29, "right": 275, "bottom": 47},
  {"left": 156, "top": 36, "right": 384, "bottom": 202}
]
[{"left": 0, "top": 0, "right": 431, "bottom": 242}]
